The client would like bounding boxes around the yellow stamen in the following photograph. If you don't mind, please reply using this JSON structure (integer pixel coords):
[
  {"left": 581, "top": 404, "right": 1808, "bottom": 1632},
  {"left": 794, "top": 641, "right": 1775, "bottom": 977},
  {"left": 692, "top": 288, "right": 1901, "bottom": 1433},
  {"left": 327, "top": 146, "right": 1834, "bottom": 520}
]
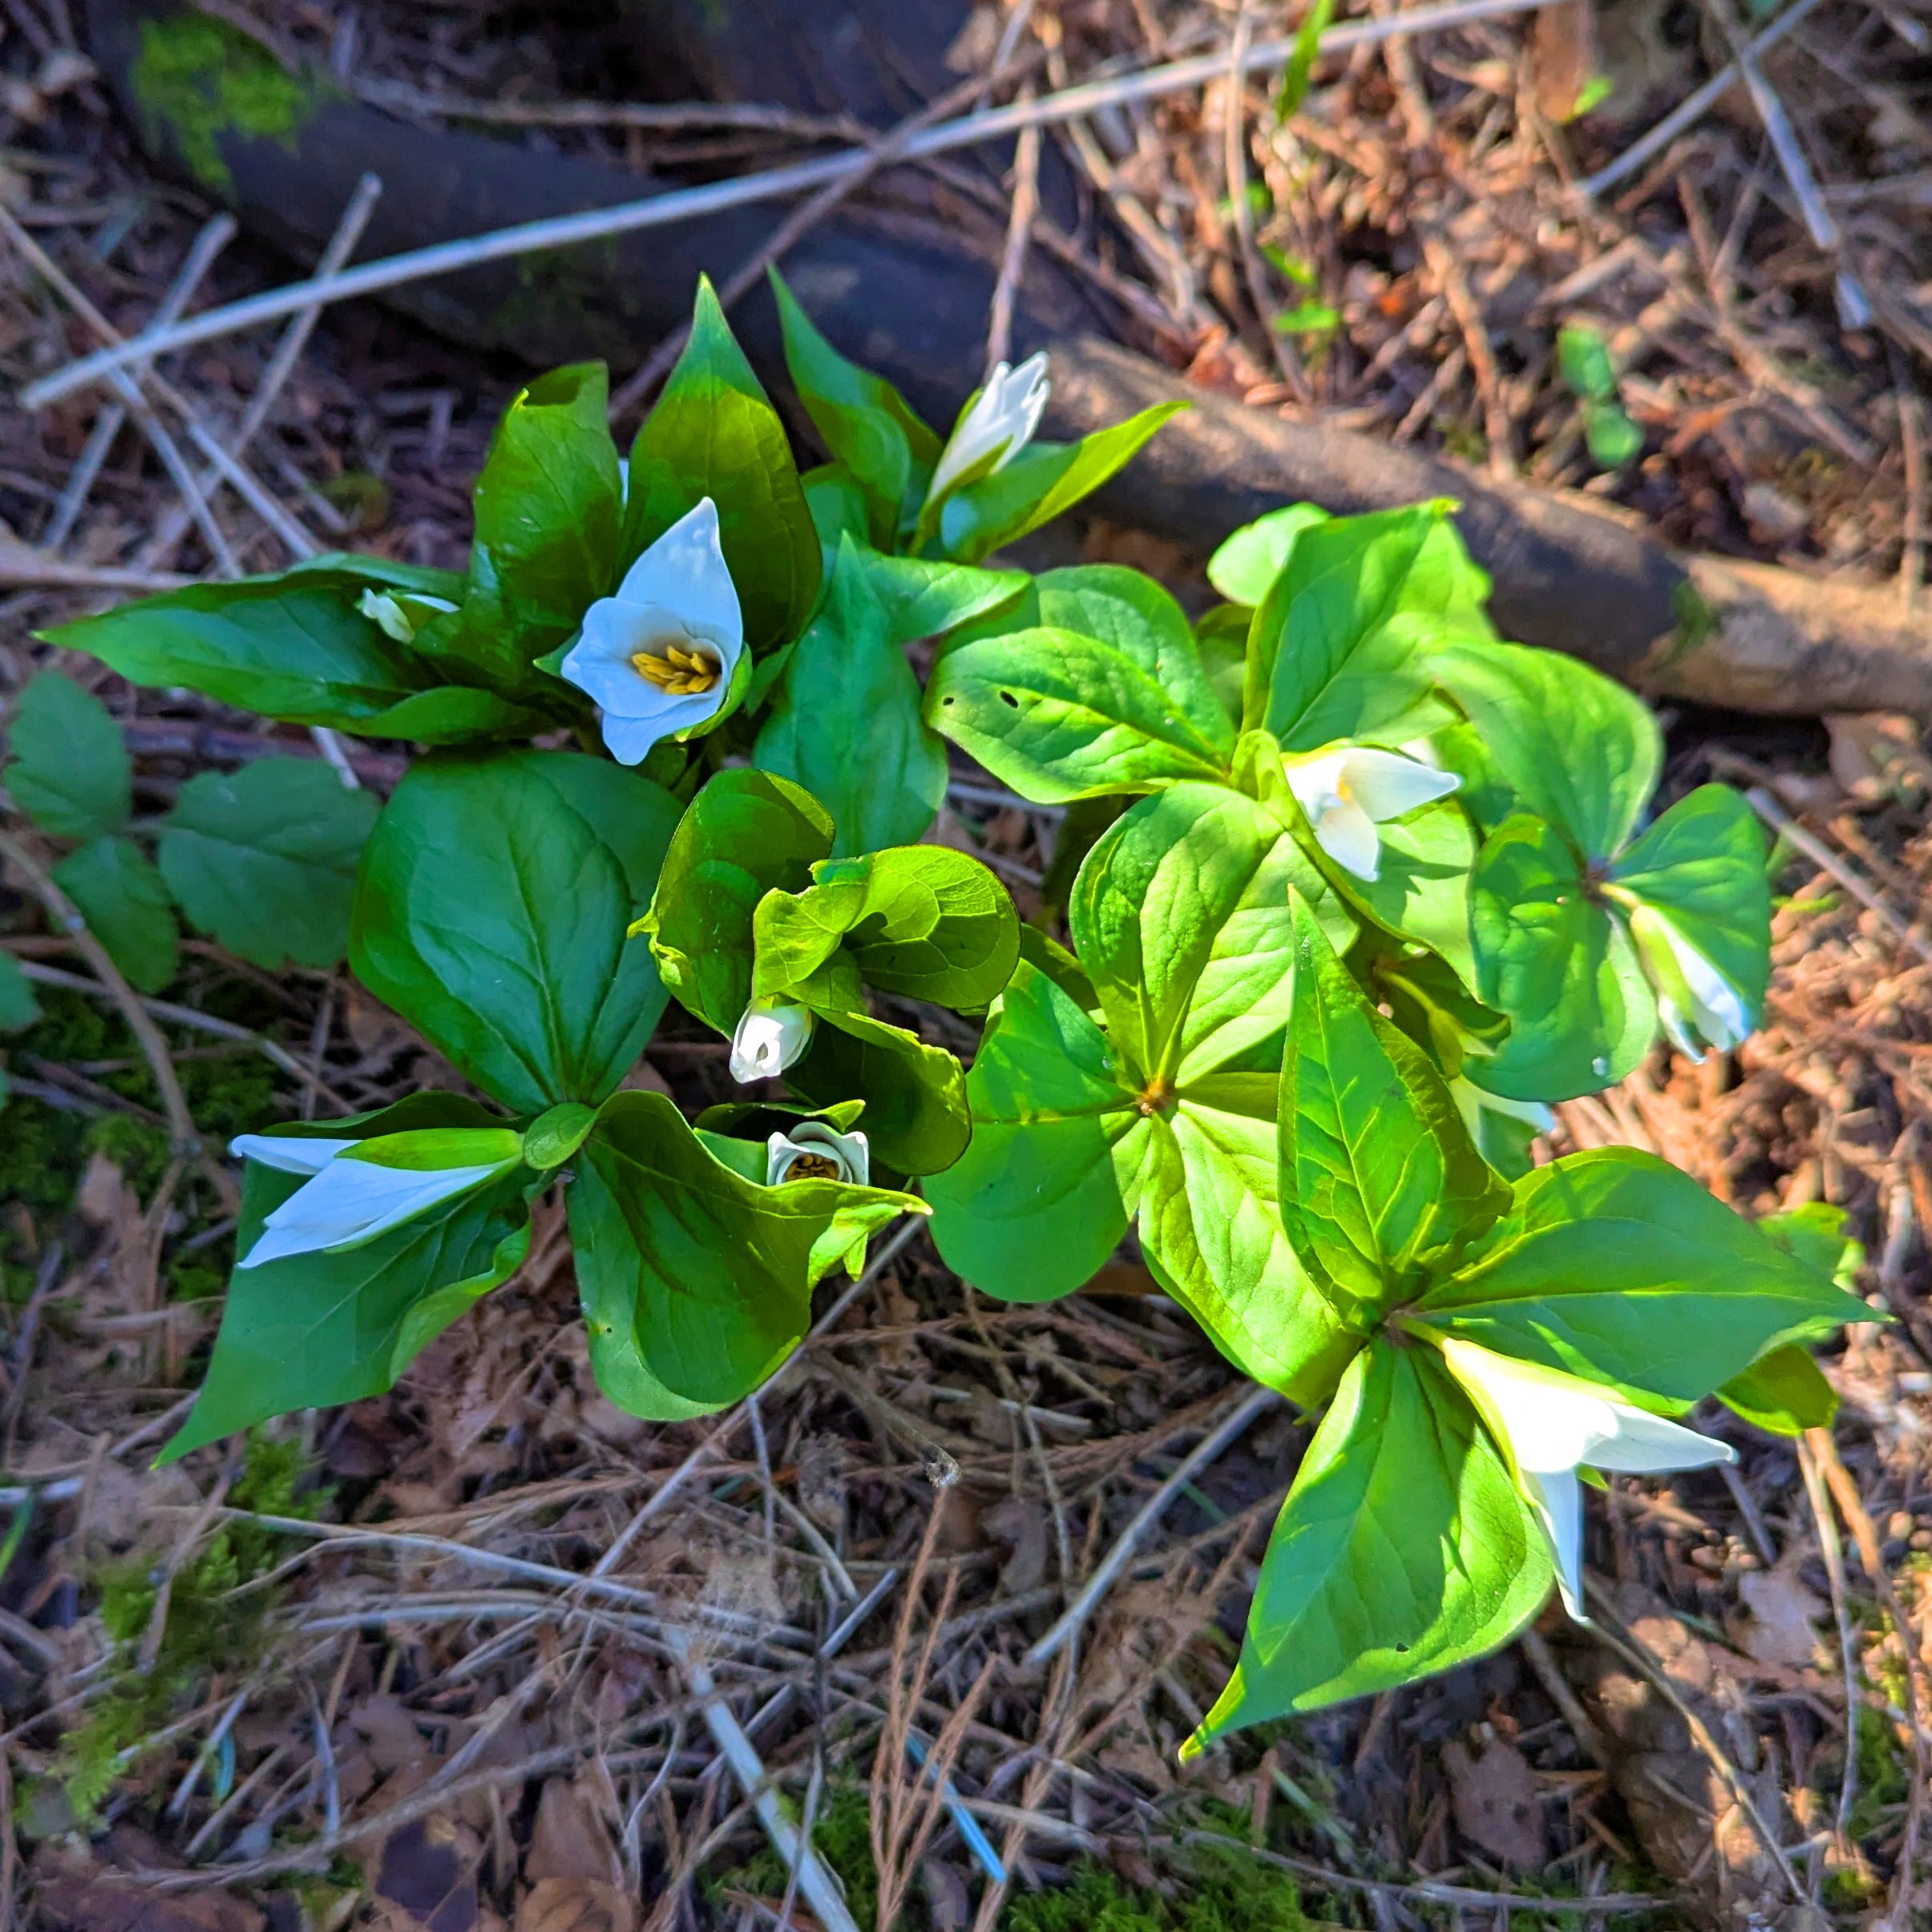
[
  {"left": 632, "top": 640, "right": 722, "bottom": 696},
  {"left": 783, "top": 1152, "right": 842, "bottom": 1182}
]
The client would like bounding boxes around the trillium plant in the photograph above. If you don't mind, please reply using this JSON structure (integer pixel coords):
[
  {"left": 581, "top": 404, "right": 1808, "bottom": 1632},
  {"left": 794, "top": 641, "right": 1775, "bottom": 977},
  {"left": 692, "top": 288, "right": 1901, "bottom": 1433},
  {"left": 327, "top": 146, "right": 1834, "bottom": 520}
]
[{"left": 33, "top": 273, "right": 1869, "bottom": 1744}]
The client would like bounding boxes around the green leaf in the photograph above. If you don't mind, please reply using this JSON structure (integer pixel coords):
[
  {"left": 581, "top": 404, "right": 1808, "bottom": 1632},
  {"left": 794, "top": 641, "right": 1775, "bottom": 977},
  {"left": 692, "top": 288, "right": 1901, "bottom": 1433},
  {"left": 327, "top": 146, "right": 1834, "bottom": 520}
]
[
  {"left": 1190, "top": 1340, "right": 1550, "bottom": 1744},
  {"left": 5, "top": 670, "right": 129, "bottom": 839},
  {"left": 1194, "top": 604, "right": 1250, "bottom": 726},
  {"left": 754, "top": 845, "right": 1019, "bottom": 1012},
  {"left": 1557, "top": 324, "right": 1619, "bottom": 403},
  {"left": 572, "top": 1089, "right": 920, "bottom": 1413},
  {"left": 162, "top": 1096, "right": 528, "bottom": 1461},
  {"left": 1433, "top": 641, "right": 1659, "bottom": 863},
  {"left": 852, "top": 552, "right": 1028, "bottom": 645},
  {"left": 1334, "top": 794, "right": 1477, "bottom": 984},
  {"left": 927, "top": 957, "right": 1146, "bottom": 1303},
  {"left": 1756, "top": 1200, "right": 1865, "bottom": 1291},
  {"left": 1279, "top": 893, "right": 1508, "bottom": 1308},
  {"left": 1140, "top": 1089, "right": 1361, "bottom": 1404},
  {"left": 1205, "top": 503, "right": 1329, "bottom": 608},
  {"left": 351, "top": 752, "right": 681, "bottom": 1113},
  {"left": 1717, "top": 1344, "right": 1838, "bottom": 1436},
  {"left": 754, "top": 533, "right": 948, "bottom": 855},
  {"left": 625, "top": 277, "right": 820, "bottom": 649},
  {"left": 463, "top": 361, "right": 622, "bottom": 663},
  {"left": 1608, "top": 782, "right": 1769, "bottom": 1016},
  {"left": 53, "top": 836, "right": 178, "bottom": 993},
  {"left": 1468, "top": 814, "right": 1655, "bottom": 1101},
  {"left": 935, "top": 402, "right": 1187, "bottom": 564},
  {"left": 928, "top": 564, "right": 1236, "bottom": 802},
  {"left": 156, "top": 756, "right": 379, "bottom": 971},
  {"left": 638, "top": 768, "right": 833, "bottom": 1036},
  {"left": 0, "top": 951, "right": 42, "bottom": 1031},
  {"left": 1071, "top": 783, "right": 1352, "bottom": 1085},
  {"left": 1583, "top": 400, "right": 1644, "bottom": 471},
  {"left": 1244, "top": 503, "right": 1489, "bottom": 752},
  {"left": 788, "top": 1005, "right": 971, "bottom": 1177},
  {"left": 1417, "top": 1147, "right": 1873, "bottom": 1403},
  {"left": 770, "top": 268, "right": 940, "bottom": 544},
  {"left": 1274, "top": 0, "right": 1334, "bottom": 114}
]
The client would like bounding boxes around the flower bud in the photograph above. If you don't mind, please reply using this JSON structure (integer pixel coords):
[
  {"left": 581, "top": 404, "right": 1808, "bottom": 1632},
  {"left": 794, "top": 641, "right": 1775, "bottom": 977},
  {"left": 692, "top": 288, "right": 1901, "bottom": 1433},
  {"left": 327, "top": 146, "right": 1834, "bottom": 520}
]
[{"left": 729, "top": 1001, "right": 814, "bottom": 1083}]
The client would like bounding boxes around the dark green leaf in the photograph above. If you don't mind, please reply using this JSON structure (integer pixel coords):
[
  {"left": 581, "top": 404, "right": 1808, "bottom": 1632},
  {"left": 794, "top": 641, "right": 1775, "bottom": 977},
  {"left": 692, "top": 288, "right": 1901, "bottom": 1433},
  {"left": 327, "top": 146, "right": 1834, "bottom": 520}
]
[
  {"left": 1417, "top": 1147, "right": 1873, "bottom": 1402},
  {"left": 935, "top": 402, "right": 1186, "bottom": 564},
  {"left": 5, "top": 669, "right": 129, "bottom": 839},
  {"left": 0, "top": 951, "right": 41, "bottom": 1031},
  {"left": 788, "top": 1005, "right": 971, "bottom": 1177},
  {"left": 754, "top": 845, "right": 1019, "bottom": 1012},
  {"left": 1717, "top": 1345, "right": 1838, "bottom": 1436},
  {"left": 1433, "top": 641, "right": 1659, "bottom": 863},
  {"left": 351, "top": 752, "right": 681, "bottom": 1113},
  {"left": 156, "top": 756, "right": 379, "bottom": 971},
  {"left": 770, "top": 268, "right": 940, "bottom": 544},
  {"left": 853, "top": 552, "right": 1028, "bottom": 645},
  {"left": 1279, "top": 893, "right": 1507, "bottom": 1308},
  {"left": 754, "top": 533, "right": 948, "bottom": 855},
  {"left": 53, "top": 835, "right": 178, "bottom": 992},
  {"left": 926, "top": 956, "right": 1144, "bottom": 1303},
  {"left": 1190, "top": 1341, "right": 1550, "bottom": 1744},
  {"left": 625, "top": 277, "right": 820, "bottom": 649},
  {"left": 572, "top": 1089, "right": 920, "bottom": 1413},
  {"left": 1469, "top": 814, "right": 1655, "bottom": 1100},
  {"left": 638, "top": 768, "right": 833, "bottom": 1036},
  {"left": 161, "top": 1095, "right": 527, "bottom": 1461}
]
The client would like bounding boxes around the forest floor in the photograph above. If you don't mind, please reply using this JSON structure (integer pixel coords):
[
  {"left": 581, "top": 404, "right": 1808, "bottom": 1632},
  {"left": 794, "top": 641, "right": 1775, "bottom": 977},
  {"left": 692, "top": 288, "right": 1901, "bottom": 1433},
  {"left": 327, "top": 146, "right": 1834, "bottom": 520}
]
[{"left": 0, "top": 1, "right": 1930, "bottom": 1930}]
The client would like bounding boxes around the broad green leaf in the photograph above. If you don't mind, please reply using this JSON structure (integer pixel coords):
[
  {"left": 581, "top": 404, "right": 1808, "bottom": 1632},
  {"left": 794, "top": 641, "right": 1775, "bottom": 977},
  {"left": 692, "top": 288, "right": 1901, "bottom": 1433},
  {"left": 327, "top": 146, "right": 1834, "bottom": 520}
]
[
  {"left": 1469, "top": 814, "right": 1655, "bottom": 1100},
  {"left": 753, "top": 846, "right": 1018, "bottom": 1012},
  {"left": 935, "top": 402, "right": 1186, "bottom": 564},
  {"left": 1279, "top": 894, "right": 1507, "bottom": 1307},
  {"left": 1718, "top": 1344, "right": 1838, "bottom": 1437},
  {"left": 927, "top": 958, "right": 1146, "bottom": 1303},
  {"left": 1757, "top": 1200, "right": 1865, "bottom": 1290},
  {"left": 1071, "top": 783, "right": 1352, "bottom": 1085},
  {"left": 625, "top": 276, "right": 820, "bottom": 649},
  {"left": 788, "top": 1005, "right": 971, "bottom": 1177},
  {"left": 1433, "top": 641, "right": 1659, "bottom": 863},
  {"left": 0, "top": 952, "right": 40, "bottom": 1031},
  {"left": 1608, "top": 782, "right": 1769, "bottom": 1014},
  {"left": 1417, "top": 1147, "right": 1873, "bottom": 1402},
  {"left": 156, "top": 757, "right": 379, "bottom": 971},
  {"left": 53, "top": 835, "right": 178, "bottom": 992},
  {"left": 1368, "top": 947, "right": 1510, "bottom": 1077},
  {"left": 5, "top": 670, "right": 129, "bottom": 839},
  {"left": 351, "top": 753, "right": 681, "bottom": 1114},
  {"left": 462, "top": 361, "right": 622, "bottom": 665},
  {"left": 1194, "top": 604, "right": 1249, "bottom": 726},
  {"left": 161, "top": 1095, "right": 527, "bottom": 1461},
  {"left": 1244, "top": 503, "right": 1489, "bottom": 752},
  {"left": 770, "top": 268, "right": 940, "bottom": 544},
  {"left": 1206, "top": 503, "right": 1329, "bottom": 607},
  {"left": 854, "top": 552, "right": 1028, "bottom": 645},
  {"left": 572, "top": 1089, "right": 920, "bottom": 1413},
  {"left": 639, "top": 768, "right": 833, "bottom": 1036},
  {"left": 802, "top": 463, "right": 870, "bottom": 553},
  {"left": 1334, "top": 794, "right": 1477, "bottom": 984},
  {"left": 1190, "top": 1341, "right": 1550, "bottom": 1744},
  {"left": 754, "top": 534, "right": 948, "bottom": 855},
  {"left": 1142, "top": 1093, "right": 1360, "bottom": 1405}
]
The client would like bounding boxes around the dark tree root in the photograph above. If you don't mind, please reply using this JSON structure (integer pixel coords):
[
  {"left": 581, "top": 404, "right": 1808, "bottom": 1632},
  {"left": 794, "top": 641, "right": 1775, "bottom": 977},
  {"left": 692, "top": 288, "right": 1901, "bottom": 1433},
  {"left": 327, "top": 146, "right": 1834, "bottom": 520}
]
[{"left": 87, "top": 0, "right": 1932, "bottom": 717}]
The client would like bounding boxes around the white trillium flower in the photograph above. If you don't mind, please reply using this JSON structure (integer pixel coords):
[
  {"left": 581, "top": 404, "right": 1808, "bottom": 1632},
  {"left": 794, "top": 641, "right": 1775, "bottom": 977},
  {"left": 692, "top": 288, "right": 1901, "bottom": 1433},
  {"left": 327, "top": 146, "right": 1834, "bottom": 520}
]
[
  {"left": 927, "top": 352, "right": 1050, "bottom": 505},
  {"left": 1438, "top": 1335, "right": 1736, "bottom": 1618},
  {"left": 557, "top": 496, "right": 745, "bottom": 766},
  {"left": 358, "top": 588, "right": 458, "bottom": 644},
  {"left": 1626, "top": 903, "right": 1752, "bottom": 1059},
  {"left": 1281, "top": 746, "right": 1461, "bottom": 883},
  {"left": 766, "top": 1119, "right": 870, "bottom": 1186},
  {"left": 232, "top": 1130, "right": 523, "bottom": 1270},
  {"left": 730, "top": 1001, "right": 815, "bottom": 1084}
]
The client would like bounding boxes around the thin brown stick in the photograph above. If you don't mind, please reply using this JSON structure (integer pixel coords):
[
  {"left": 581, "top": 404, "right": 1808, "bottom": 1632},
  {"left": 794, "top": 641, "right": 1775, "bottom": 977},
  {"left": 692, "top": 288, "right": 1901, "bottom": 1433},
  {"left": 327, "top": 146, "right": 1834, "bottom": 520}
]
[
  {"left": 985, "top": 94, "right": 1042, "bottom": 378},
  {"left": 1797, "top": 1434, "right": 1861, "bottom": 1852}
]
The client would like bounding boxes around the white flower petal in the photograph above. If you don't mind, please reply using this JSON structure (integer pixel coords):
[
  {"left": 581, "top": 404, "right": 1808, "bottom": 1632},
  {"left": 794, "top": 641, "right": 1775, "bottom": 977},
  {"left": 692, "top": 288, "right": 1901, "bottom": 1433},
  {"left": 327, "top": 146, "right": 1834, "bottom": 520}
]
[
  {"left": 1281, "top": 750, "right": 1348, "bottom": 818},
  {"left": 730, "top": 1003, "right": 815, "bottom": 1083},
  {"left": 766, "top": 1120, "right": 869, "bottom": 1186},
  {"left": 1336, "top": 748, "right": 1461, "bottom": 823},
  {"left": 612, "top": 497, "right": 742, "bottom": 643},
  {"left": 237, "top": 1158, "right": 503, "bottom": 1269},
  {"left": 1522, "top": 1467, "right": 1587, "bottom": 1619},
  {"left": 1655, "top": 993, "right": 1707, "bottom": 1063},
  {"left": 358, "top": 590, "right": 413, "bottom": 642},
  {"left": 230, "top": 1134, "right": 357, "bottom": 1176},
  {"left": 928, "top": 352, "right": 1051, "bottom": 500},
  {"left": 1581, "top": 1405, "right": 1737, "bottom": 1476},
  {"left": 597, "top": 695, "right": 725, "bottom": 766},
  {"left": 1312, "top": 794, "right": 1383, "bottom": 880}
]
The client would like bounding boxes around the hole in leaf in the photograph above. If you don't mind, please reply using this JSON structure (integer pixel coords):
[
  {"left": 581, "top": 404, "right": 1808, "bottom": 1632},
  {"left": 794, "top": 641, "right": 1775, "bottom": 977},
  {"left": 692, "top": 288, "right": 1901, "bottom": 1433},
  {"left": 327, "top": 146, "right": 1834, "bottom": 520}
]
[{"left": 998, "top": 689, "right": 1019, "bottom": 708}]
